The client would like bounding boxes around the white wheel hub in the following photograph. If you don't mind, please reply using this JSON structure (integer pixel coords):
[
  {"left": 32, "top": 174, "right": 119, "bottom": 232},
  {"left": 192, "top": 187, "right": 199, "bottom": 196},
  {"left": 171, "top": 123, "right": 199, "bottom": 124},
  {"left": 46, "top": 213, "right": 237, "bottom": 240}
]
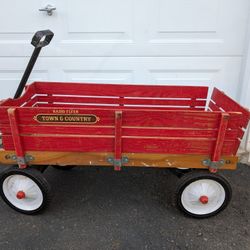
[
  {"left": 2, "top": 174, "right": 43, "bottom": 211},
  {"left": 181, "top": 179, "right": 225, "bottom": 215}
]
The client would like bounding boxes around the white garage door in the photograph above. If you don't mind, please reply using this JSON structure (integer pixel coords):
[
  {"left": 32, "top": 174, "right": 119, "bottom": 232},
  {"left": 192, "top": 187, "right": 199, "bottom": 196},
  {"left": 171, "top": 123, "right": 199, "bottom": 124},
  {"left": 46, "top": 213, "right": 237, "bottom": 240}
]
[{"left": 0, "top": 0, "right": 249, "bottom": 101}]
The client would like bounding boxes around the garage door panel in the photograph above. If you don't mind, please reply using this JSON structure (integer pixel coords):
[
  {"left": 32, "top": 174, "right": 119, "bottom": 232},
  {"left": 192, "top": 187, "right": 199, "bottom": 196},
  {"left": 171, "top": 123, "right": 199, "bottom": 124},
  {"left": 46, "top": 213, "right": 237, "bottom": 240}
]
[
  {"left": 66, "top": 0, "right": 133, "bottom": 40},
  {"left": 0, "top": 0, "right": 248, "bottom": 56},
  {"left": 0, "top": 70, "right": 48, "bottom": 99},
  {"left": 0, "top": 57, "right": 241, "bottom": 100},
  {"left": 158, "top": 0, "right": 219, "bottom": 32},
  {"left": 64, "top": 70, "right": 134, "bottom": 84},
  {"left": 0, "top": 1, "right": 47, "bottom": 33},
  {"left": 148, "top": 0, "right": 248, "bottom": 56}
]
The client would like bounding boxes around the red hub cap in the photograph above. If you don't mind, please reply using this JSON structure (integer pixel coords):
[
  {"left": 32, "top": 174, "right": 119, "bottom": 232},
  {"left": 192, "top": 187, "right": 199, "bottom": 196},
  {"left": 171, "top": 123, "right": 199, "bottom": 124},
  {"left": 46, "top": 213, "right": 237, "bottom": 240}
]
[
  {"left": 199, "top": 195, "right": 209, "bottom": 204},
  {"left": 16, "top": 191, "right": 26, "bottom": 200}
]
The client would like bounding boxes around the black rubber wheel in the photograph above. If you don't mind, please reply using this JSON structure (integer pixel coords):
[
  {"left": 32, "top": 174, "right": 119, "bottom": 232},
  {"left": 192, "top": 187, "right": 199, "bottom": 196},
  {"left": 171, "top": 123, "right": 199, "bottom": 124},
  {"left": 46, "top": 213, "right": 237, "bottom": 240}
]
[
  {"left": 0, "top": 166, "right": 51, "bottom": 215},
  {"left": 170, "top": 168, "right": 192, "bottom": 178},
  {"left": 52, "top": 165, "right": 75, "bottom": 170},
  {"left": 31, "top": 165, "right": 48, "bottom": 173},
  {"left": 175, "top": 171, "right": 232, "bottom": 218}
]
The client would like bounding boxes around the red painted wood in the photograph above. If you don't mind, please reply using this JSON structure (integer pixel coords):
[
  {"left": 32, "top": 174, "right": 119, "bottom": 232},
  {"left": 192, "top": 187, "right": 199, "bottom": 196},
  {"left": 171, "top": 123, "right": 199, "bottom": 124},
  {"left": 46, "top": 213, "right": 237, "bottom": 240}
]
[
  {"left": 208, "top": 101, "right": 221, "bottom": 112},
  {"left": 114, "top": 111, "right": 122, "bottom": 170},
  {"left": 7, "top": 108, "right": 26, "bottom": 168},
  {"left": 19, "top": 125, "right": 114, "bottom": 136},
  {"left": 233, "top": 139, "right": 241, "bottom": 155},
  {"left": 23, "top": 96, "right": 39, "bottom": 107},
  {"left": 0, "top": 83, "right": 249, "bottom": 162},
  {"left": 3, "top": 135, "right": 114, "bottom": 152},
  {"left": 0, "top": 84, "right": 36, "bottom": 107},
  {"left": 33, "top": 82, "right": 209, "bottom": 99},
  {"left": 122, "top": 138, "right": 235, "bottom": 155},
  {"left": 212, "top": 113, "right": 229, "bottom": 162},
  {"left": 122, "top": 110, "right": 241, "bottom": 129},
  {"left": 11, "top": 108, "right": 222, "bottom": 128},
  {"left": 0, "top": 125, "right": 238, "bottom": 140},
  {"left": 36, "top": 95, "right": 206, "bottom": 107},
  {"left": 34, "top": 103, "right": 205, "bottom": 111},
  {"left": 2, "top": 135, "right": 236, "bottom": 155},
  {"left": 211, "top": 88, "right": 250, "bottom": 128},
  {"left": 123, "top": 127, "right": 238, "bottom": 139}
]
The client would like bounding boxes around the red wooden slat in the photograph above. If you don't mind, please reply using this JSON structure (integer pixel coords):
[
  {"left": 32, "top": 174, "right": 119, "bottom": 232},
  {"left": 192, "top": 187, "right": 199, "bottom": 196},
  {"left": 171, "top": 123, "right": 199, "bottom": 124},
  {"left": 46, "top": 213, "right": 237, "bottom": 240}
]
[
  {"left": 0, "top": 84, "right": 36, "bottom": 107},
  {"left": 238, "top": 128, "right": 244, "bottom": 138},
  {"left": 122, "top": 111, "right": 220, "bottom": 129},
  {"left": 233, "top": 139, "right": 241, "bottom": 155},
  {"left": 114, "top": 111, "right": 122, "bottom": 170},
  {"left": 18, "top": 125, "right": 114, "bottom": 136},
  {"left": 123, "top": 127, "right": 238, "bottom": 139},
  {"left": 123, "top": 138, "right": 236, "bottom": 155},
  {"left": 23, "top": 96, "right": 39, "bottom": 107},
  {"left": 0, "top": 107, "right": 242, "bottom": 129},
  {"left": 3, "top": 135, "right": 113, "bottom": 152},
  {"left": 0, "top": 124, "right": 240, "bottom": 142},
  {"left": 14, "top": 108, "right": 115, "bottom": 126},
  {"left": 2, "top": 135, "right": 236, "bottom": 155},
  {"left": 35, "top": 103, "right": 205, "bottom": 111},
  {"left": 34, "top": 82, "right": 209, "bottom": 99},
  {"left": 7, "top": 108, "right": 26, "bottom": 168},
  {"left": 211, "top": 113, "right": 229, "bottom": 162},
  {"left": 211, "top": 88, "right": 250, "bottom": 128},
  {"left": 1, "top": 124, "right": 239, "bottom": 141},
  {"left": 13, "top": 108, "right": 219, "bottom": 129},
  {"left": 0, "top": 107, "right": 9, "bottom": 124},
  {"left": 36, "top": 95, "right": 206, "bottom": 107},
  {"left": 208, "top": 101, "right": 221, "bottom": 111}
]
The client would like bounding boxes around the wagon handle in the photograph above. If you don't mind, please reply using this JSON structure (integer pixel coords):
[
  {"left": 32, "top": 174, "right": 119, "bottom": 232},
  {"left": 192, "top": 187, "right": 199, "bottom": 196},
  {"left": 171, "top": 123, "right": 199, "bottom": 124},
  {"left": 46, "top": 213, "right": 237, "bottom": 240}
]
[
  {"left": 31, "top": 30, "right": 54, "bottom": 48},
  {"left": 14, "top": 30, "right": 54, "bottom": 99}
]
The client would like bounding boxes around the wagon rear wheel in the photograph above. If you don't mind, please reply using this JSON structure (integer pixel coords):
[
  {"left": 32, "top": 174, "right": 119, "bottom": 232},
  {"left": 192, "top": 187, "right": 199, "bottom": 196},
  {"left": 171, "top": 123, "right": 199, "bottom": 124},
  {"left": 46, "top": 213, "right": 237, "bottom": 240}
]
[
  {"left": 175, "top": 171, "right": 232, "bottom": 218},
  {"left": 0, "top": 166, "right": 51, "bottom": 214}
]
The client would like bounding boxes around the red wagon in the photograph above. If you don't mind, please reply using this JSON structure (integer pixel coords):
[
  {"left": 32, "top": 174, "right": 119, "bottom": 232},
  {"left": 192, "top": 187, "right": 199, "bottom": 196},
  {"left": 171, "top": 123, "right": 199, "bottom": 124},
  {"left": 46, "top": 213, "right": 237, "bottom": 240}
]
[{"left": 0, "top": 31, "right": 249, "bottom": 217}]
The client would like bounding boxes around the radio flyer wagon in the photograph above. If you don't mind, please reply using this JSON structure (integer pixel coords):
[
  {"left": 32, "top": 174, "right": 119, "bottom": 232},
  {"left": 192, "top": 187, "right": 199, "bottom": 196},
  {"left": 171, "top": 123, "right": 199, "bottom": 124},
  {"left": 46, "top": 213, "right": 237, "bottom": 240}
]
[{"left": 0, "top": 31, "right": 249, "bottom": 218}]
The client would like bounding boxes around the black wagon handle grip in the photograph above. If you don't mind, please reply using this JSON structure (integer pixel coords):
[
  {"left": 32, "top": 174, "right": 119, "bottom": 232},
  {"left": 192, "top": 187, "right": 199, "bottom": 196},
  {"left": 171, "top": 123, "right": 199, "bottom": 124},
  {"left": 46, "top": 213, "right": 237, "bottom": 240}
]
[
  {"left": 14, "top": 30, "right": 54, "bottom": 99},
  {"left": 31, "top": 30, "right": 54, "bottom": 48}
]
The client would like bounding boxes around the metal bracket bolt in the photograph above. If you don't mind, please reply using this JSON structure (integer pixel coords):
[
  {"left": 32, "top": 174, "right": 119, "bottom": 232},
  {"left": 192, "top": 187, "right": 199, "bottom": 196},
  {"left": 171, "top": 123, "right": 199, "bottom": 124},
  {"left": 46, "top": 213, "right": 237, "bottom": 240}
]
[
  {"left": 107, "top": 156, "right": 129, "bottom": 167},
  {"left": 202, "top": 159, "right": 225, "bottom": 169},
  {"left": 5, "top": 154, "right": 35, "bottom": 164}
]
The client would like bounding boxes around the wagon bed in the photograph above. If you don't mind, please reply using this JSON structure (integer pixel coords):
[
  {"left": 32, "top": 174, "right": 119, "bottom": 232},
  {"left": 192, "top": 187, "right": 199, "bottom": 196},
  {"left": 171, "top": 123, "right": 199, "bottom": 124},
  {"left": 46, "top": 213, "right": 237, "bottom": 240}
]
[{"left": 0, "top": 82, "right": 249, "bottom": 171}]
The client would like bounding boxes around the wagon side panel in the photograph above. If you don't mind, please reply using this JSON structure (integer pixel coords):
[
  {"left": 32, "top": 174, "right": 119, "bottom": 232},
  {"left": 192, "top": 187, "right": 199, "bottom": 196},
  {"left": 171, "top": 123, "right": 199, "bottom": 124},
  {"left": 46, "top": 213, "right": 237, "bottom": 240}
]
[{"left": 1, "top": 108, "right": 241, "bottom": 154}]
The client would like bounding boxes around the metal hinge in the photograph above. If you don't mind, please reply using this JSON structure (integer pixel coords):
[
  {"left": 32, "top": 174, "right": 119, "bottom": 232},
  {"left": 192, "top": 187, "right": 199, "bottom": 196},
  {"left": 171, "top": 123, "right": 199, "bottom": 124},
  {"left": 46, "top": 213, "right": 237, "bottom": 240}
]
[
  {"left": 202, "top": 159, "right": 225, "bottom": 169},
  {"left": 107, "top": 156, "right": 129, "bottom": 167},
  {"left": 5, "top": 154, "right": 35, "bottom": 164}
]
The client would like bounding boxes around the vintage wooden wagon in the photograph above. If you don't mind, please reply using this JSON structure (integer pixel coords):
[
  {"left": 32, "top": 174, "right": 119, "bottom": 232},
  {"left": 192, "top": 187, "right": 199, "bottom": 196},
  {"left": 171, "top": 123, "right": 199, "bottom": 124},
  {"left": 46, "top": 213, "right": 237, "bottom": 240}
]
[{"left": 0, "top": 31, "right": 249, "bottom": 217}]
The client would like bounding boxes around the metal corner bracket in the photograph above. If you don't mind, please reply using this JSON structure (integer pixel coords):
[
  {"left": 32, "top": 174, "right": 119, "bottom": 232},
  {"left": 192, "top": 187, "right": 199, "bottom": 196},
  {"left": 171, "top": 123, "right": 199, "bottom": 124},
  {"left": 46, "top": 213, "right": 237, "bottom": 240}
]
[
  {"left": 107, "top": 156, "right": 129, "bottom": 167},
  {"left": 202, "top": 159, "right": 225, "bottom": 169},
  {"left": 5, "top": 154, "right": 35, "bottom": 164}
]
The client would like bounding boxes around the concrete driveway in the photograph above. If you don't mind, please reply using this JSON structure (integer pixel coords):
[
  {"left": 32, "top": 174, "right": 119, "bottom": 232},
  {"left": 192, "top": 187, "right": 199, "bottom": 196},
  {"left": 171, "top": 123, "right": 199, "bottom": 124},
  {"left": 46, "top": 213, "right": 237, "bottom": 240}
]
[{"left": 0, "top": 164, "right": 249, "bottom": 250}]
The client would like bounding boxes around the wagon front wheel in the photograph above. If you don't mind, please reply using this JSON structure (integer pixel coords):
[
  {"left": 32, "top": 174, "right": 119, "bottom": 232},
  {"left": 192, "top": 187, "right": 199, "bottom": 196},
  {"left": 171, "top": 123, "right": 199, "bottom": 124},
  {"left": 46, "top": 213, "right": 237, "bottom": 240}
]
[
  {"left": 0, "top": 166, "right": 51, "bottom": 214},
  {"left": 176, "top": 172, "right": 232, "bottom": 218}
]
